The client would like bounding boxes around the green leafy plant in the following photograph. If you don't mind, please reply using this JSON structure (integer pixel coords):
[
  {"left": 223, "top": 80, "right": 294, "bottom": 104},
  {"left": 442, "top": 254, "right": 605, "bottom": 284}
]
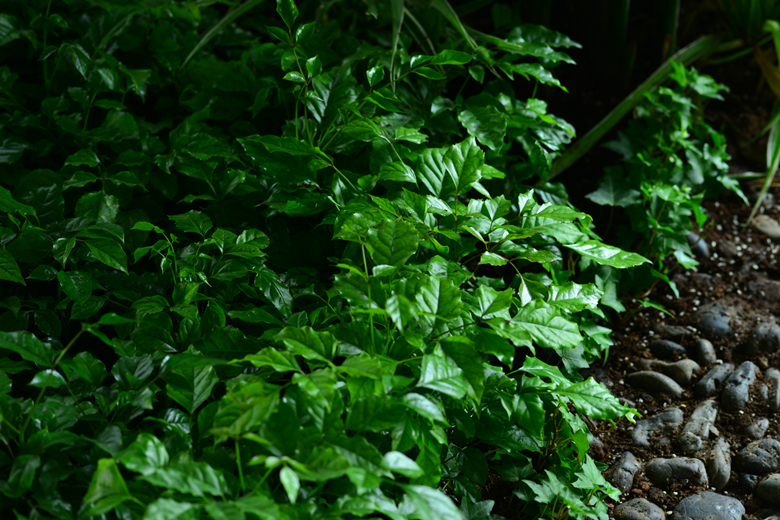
[
  {"left": 0, "top": 1, "right": 644, "bottom": 519},
  {"left": 585, "top": 63, "right": 745, "bottom": 298}
]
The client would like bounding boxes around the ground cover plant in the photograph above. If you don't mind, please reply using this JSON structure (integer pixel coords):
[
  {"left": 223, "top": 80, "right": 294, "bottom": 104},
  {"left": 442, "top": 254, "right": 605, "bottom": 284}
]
[{"left": 0, "top": 1, "right": 692, "bottom": 518}]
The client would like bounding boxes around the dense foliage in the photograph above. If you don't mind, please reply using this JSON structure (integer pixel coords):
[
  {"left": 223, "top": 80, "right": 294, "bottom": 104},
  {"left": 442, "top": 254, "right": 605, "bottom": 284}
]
[
  {"left": 0, "top": 1, "right": 712, "bottom": 519},
  {"left": 586, "top": 64, "right": 745, "bottom": 299}
]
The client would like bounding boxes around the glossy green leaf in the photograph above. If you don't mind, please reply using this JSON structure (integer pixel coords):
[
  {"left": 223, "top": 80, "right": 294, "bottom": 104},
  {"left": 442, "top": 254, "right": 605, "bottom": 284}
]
[
  {"left": 564, "top": 240, "right": 649, "bottom": 268},
  {"left": 399, "top": 484, "right": 462, "bottom": 520},
  {"left": 166, "top": 364, "right": 219, "bottom": 414},
  {"left": 458, "top": 106, "right": 507, "bottom": 152},
  {"left": 82, "top": 458, "right": 132, "bottom": 515},
  {"left": 142, "top": 462, "right": 232, "bottom": 497},
  {"left": 75, "top": 191, "right": 120, "bottom": 223},
  {"left": 558, "top": 378, "right": 634, "bottom": 420},
  {"left": 494, "top": 300, "right": 582, "bottom": 350},
  {"left": 118, "top": 433, "right": 169, "bottom": 476},
  {"left": 417, "top": 354, "right": 468, "bottom": 399},
  {"left": 142, "top": 498, "right": 198, "bottom": 520},
  {"left": 366, "top": 219, "right": 420, "bottom": 266},
  {"left": 85, "top": 238, "right": 128, "bottom": 273},
  {"left": 276, "top": 0, "right": 299, "bottom": 29},
  {"left": 170, "top": 210, "right": 213, "bottom": 237},
  {"left": 65, "top": 149, "right": 100, "bottom": 167}
]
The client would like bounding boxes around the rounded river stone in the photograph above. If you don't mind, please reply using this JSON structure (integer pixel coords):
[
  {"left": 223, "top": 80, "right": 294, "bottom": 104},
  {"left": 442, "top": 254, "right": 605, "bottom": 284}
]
[
  {"left": 614, "top": 498, "right": 665, "bottom": 520},
  {"left": 627, "top": 371, "right": 684, "bottom": 397},
  {"left": 645, "top": 457, "right": 708, "bottom": 488},
  {"left": 671, "top": 492, "right": 745, "bottom": 520},
  {"left": 704, "top": 437, "right": 731, "bottom": 491},
  {"left": 604, "top": 451, "right": 641, "bottom": 493},
  {"left": 649, "top": 339, "right": 688, "bottom": 360},
  {"left": 766, "top": 368, "right": 780, "bottom": 413},
  {"left": 740, "top": 473, "right": 759, "bottom": 490},
  {"left": 632, "top": 407, "right": 684, "bottom": 446},
  {"left": 721, "top": 361, "right": 759, "bottom": 412},
  {"left": 637, "top": 359, "right": 701, "bottom": 387},
  {"left": 735, "top": 438, "right": 780, "bottom": 474},
  {"left": 757, "top": 474, "right": 780, "bottom": 507},
  {"left": 695, "top": 363, "right": 734, "bottom": 398},
  {"left": 654, "top": 324, "right": 692, "bottom": 341},
  {"left": 749, "top": 321, "right": 780, "bottom": 354},
  {"left": 679, "top": 399, "right": 718, "bottom": 455},
  {"left": 695, "top": 303, "right": 733, "bottom": 340},
  {"left": 687, "top": 232, "right": 710, "bottom": 258},
  {"left": 747, "top": 417, "right": 770, "bottom": 439},
  {"left": 692, "top": 338, "right": 717, "bottom": 366}
]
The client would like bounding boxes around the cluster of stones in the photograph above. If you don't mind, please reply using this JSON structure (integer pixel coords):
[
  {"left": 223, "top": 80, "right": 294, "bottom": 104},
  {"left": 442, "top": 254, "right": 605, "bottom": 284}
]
[{"left": 606, "top": 323, "right": 780, "bottom": 520}]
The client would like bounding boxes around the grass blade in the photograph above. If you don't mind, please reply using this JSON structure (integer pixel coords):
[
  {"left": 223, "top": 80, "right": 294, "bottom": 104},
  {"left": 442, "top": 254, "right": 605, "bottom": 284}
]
[
  {"left": 745, "top": 108, "right": 780, "bottom": 229},
  {"left": 390, "top": 0, "right": 404, "bottom": 91},
  {"left": 548, "top": 35, "right": 720, "bottom": 181},
  {"left": 182, "top": 0, "right": 267, "bottom": 69},
  {"left": 430, "top": 0, "right": 478, "bottom": 50}
]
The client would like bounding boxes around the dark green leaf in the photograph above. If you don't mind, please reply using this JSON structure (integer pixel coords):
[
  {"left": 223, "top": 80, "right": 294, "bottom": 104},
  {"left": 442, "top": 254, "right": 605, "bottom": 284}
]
[
  {"left": 57, "top": 270, "right": 92, "bottom": 303},
  {"left": 65, "top": 149, "right": 100, "bottom": 167},
  {"left": 170, "top": 210, "right": 213, "bottom": 237},
  {"left": 75, "top": 191, "right": 120, "bottom": 223},
  {"left": 0, "top": 454, "right": 40, "bottom": 498},
  {"left": 276, "top": 0, "right": 299, "bottom": 29},
  {"left": 0, "top": 249, "right": 25, "bottom": 285},
  {"left": 85, "top": 238, "right": 128, "bottom": 273}
]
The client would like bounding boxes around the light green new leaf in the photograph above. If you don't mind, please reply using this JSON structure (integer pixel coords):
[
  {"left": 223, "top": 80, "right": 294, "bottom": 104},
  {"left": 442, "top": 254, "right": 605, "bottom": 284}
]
[
  {"left": 0, "top": 249, "right": 25, "bottom": 285},
  {"left": 166, "top": 364, "right": 219, "bottom": 414},
  {"left": 85, "top": 238, "right": 128, "bottom": 273},
  {"left": 170, "top": 210, "right": 213, "bottom": 237},
  {"left": 564, "top": 240, "right": 649, "bottom": 268},
  {"left": 558, "top": 378, "right": 635, "bottom": 420},
  {"left": 279, "top": 466, "right": 300, "bottom": 504},
  {"left": 417, "top": 354, "right": 468, "bottom": 399},
  {"left": 548, "top": 282, "right": 603, "bottom": 313},
  {"left": 366, "top": 219, "right": 420, "bottom": 266},
  {"left": 118, "top": 433, "right": 169, "bottom": 476}
]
